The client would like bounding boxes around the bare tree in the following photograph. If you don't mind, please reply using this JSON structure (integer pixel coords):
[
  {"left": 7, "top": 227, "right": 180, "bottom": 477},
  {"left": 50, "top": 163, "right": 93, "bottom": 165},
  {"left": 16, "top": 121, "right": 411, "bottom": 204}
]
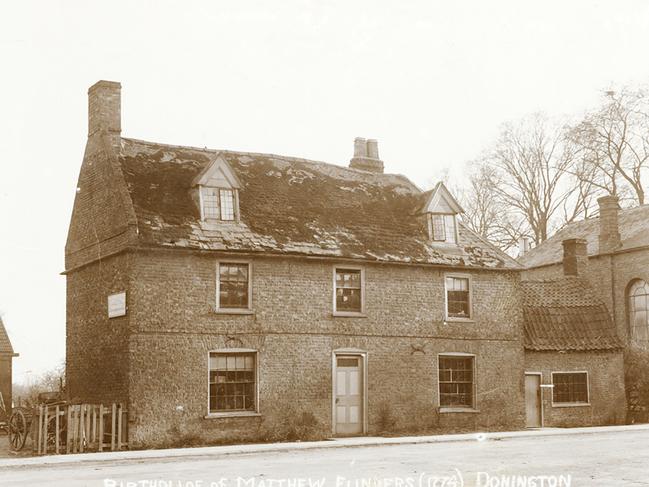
[
  {"left": 458, "top": 163, "right": 527, "bottom": 252},
  {"left": 569, "top": 87, "right": 649, "bottom": 205},
  {"left": 468, "top": 114, "right": 594, "bottom": 247}
]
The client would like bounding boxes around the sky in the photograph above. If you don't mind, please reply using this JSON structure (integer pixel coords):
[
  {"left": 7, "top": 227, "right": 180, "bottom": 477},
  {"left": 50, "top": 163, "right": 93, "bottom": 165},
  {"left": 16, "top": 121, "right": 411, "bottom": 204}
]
[{"left": 2, "top": 0, "right": 649, "bottom": 385}]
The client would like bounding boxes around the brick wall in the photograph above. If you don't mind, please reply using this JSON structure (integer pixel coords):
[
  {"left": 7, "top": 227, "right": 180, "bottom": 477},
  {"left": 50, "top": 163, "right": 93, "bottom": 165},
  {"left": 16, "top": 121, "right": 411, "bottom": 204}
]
[
  {"left": 0, "top": 356, "right": 11, "bottom": 412},
  {"left": 66, "top": 252, "right": 131, "bottom": 405},
  {"left": 123, "top": 250, "right": 525, "bottom": 447},
  {"left": 525, "top": 350, "right": 626, "bottom": 427}
]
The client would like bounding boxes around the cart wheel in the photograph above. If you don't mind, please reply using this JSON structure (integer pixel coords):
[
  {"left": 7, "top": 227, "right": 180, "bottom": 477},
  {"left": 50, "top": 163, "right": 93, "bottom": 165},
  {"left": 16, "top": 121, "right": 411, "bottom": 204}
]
[{"left": 9, "top": 409, "right": 27, "bottom": 451}]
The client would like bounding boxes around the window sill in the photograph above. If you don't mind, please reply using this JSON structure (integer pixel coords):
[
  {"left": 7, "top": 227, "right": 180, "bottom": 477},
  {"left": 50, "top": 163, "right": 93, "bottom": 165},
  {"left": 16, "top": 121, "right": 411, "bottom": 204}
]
[
  {"left": 444, "top": 317, "right": 475, "bottom": 324},
  {"left": 204, "top": 411, "right": 262, "bottom": 419},
  {"left": 333, "top": 311, "right": 367, "bottom": 318},
  {"left": 438, "top": 407, "right": 480, "bottom": 414},
  {"left": 552, "top": 403, "right": 591, "bottom": 408},
  {"left": 214, "top": 308, "right": 254, "bottom": 315}
]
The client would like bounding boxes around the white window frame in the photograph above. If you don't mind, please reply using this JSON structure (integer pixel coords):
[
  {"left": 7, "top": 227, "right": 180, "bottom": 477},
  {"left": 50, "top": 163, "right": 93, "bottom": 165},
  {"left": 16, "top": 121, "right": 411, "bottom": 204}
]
[
  {"left": 199, "top": 186, "right": 239, "bottom": 222},
  {"left": 206, "top": 348, "right": 260, "bottom": 418},
  {"left": 551, "top": 371, "right": 591, "bottom": 407},
  {"left": 437, "top": 352, "right": 478, "bottom": 413},
  {"left": 215, "top": 260, "right": 253, "bottom": 314},
  {"left": 428, "top": 213, "right": 458, "bottom": 244},
  {"left": 444, "top": 273, "right": 473, "bottom": 322},
  {"left": 333, "top": 266, "right": 366, "bottom": 317}
]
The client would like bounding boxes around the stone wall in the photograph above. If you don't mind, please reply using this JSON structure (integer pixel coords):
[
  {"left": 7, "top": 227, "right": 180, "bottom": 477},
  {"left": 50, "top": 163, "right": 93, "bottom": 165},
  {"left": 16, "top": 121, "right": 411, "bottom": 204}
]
[{"left": 0, "top": 355, "right": 12, "bottom": 413}]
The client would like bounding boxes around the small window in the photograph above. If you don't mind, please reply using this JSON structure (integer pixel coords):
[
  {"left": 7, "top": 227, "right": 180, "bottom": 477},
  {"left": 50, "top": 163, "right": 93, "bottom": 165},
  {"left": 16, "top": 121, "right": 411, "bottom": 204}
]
[
  {"left": 335, "top": 268, "right": 363, "bottom": 313},
  {"left": 439, "top": 355, "right": 475, "bottom": 408},
  {"left": 431, "top": 215, "right": 446, "bottom": 241},
  {"left": 552, "top": 372, "right": 589, "bottom": 405},
  {"left": 201, "top": 187, "right": 220, "bottom": 219},
  {"left": 218, "top": 263, "right": 250, "bottom": 309},
  {"left": 209, "top": 352, "right": 256, "bottom": 413},
  {"left": 446, "top": 276, "right": 471, "bottom": 319},
  {"left": 219, "top": 189, "right": 235, "bottom": 221},
  {"left": 629, "top": 280, "right": 649, "bottom": 348},
  {"left": 201, "top": 187, "right": 238, "bottom": 221}
]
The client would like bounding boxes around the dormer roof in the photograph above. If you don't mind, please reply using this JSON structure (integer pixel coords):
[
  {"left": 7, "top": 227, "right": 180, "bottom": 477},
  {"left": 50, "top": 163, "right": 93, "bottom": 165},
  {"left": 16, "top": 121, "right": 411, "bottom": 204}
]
[
  {"left": 421, "top": 182, "right": 464, "bottom": 215},
  {"left": 192, "top": 153, "right": 242, "bottom": 189}
]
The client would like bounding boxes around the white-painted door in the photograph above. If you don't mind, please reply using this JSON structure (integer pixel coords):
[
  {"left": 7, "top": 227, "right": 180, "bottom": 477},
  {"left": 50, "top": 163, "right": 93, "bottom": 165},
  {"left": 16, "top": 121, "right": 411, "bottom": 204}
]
[
  {"left": 334, "top": 356, "right": 363, "bottom": 435},
  {"left": 525, "top": 374, "right": 542, "bottom": 428}
]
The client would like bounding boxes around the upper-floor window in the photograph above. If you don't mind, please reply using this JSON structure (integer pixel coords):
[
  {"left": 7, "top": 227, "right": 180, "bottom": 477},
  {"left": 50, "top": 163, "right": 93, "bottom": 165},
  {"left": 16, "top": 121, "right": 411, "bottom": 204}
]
[
  {"left": 200, "top": 187, "right": 238, "bottom": 221},
  {"left": 429, "top": 214, "right": 457, "bottom": 243},
  {"left": 445, "top": 275, "right": 471, "bottom": 320},
  {"left": 629, "top": 280, "right": 649, "bottom": 348},
  {"left": 334, "top": 267, "right": 364, "bottom": 315},
  {"left": 216, "top": 262, "right": 251, "bottom": 311}
]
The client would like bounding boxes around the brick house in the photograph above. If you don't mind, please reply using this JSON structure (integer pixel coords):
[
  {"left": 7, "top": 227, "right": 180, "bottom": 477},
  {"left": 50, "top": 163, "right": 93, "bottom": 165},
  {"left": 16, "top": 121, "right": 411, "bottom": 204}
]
[
  {"left": 65, "top": 81, "right": 624, "bottom": 447},
  {"left": 520, "top": 198, "right": 649, "bottom": 422},
  {"left": 0, "top": 317, "right": 18, "bottom": 413},
  {"left": 521, "top": 240, "right": 626, "bottom": 427}
]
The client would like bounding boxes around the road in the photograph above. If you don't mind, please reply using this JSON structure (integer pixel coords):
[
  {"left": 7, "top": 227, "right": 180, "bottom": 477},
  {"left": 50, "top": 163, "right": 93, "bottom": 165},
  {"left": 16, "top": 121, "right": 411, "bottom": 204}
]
[{"left": 1, "top": 428, "right": 648, "bottom": 487}]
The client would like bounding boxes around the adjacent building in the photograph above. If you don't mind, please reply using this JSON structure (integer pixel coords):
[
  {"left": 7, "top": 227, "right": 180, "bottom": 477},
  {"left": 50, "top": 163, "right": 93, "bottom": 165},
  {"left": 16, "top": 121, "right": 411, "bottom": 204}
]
[
  {"left": 65, "top": 81, "right": 627, "bottom": 447},
  {"left": 0, "top": 317, "right": 17, "bottom": 413}
]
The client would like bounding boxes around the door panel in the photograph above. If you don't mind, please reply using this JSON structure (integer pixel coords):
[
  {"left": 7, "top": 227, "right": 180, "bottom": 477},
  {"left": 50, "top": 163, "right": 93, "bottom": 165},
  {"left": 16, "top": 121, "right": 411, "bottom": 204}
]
[
  {"left": 335, "top": 356, "right": 363, "bottom": 435},
  {"left": 525, "top": 374, "right": 541, "bottom": 428}
]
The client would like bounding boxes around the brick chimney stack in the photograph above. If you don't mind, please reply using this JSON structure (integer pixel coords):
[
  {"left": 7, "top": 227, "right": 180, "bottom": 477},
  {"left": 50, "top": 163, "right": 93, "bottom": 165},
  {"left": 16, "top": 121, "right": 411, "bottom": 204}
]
[
  {"left": 598, "top": 195, "right": 621, "bottom": 254},
  {"left": 562, "top": 238, "right": 588, "bottom": 276},
  {"left": 349, "top": 137, "right": 384, "bottom": 173},
  {"left": 88, "top": 80, "right": 121, "bottom": 150}
]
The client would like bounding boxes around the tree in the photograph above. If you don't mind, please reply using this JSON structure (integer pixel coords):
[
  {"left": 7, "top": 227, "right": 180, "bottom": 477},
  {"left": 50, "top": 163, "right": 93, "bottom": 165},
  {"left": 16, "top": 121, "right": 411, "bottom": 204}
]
[
  {"left": 459, "top": 114, "right": 596, "bottom": 251},
  {"left": 569, "top": 87, "right": 649, "bottom": 205},
  {"left": 12, "top": 361, "right": 65, "bottom": 407}
]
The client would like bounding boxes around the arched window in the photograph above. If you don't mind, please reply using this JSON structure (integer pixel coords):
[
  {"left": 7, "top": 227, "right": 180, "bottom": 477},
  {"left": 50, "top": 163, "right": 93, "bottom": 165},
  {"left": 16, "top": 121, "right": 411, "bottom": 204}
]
[{"left": 629, "top": 280, "right": 649, "bottom": 348}]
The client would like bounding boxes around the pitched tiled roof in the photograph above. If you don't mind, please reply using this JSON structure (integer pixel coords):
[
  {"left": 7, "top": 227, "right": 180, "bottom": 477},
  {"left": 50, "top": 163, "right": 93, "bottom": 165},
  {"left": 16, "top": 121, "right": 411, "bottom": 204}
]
[
  {"left": 118, "top": 138, "right": 520, "bottom": 269},
  {"left": 522, "top": 277, "right": 623, "bottom": 351},
  {"left": 520, "top": 205, "right": 649, "bottom": 268},
  {"left": 0, "top": 317, "right": 14, "bottom": 355}
]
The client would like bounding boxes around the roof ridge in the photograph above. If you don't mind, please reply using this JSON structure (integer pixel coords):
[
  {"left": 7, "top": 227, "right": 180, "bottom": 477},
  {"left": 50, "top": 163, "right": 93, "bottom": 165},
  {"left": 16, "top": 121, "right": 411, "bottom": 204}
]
[{"left": 121, "top": 137, "right": 419, "bottom": 190}]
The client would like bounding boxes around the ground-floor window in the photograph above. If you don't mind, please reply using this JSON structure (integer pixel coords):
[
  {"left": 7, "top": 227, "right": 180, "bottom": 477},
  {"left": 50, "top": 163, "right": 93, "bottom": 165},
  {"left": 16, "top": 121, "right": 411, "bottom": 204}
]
[
  {"left": 209, "top": 352, "right": 256, "bottom": 413},
  {"left": 552, "top": 372, "right": 589, "bottom": 405},
  {"left": 438, "top": 355, "right": 475, "bottom": 408}
]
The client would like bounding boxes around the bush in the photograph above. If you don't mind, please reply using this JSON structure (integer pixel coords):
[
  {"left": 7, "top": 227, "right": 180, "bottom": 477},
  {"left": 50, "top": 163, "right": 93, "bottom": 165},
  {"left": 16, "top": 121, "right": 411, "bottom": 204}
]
[{"left": 625, "top": 348, "right": 649, "bottom": 424}]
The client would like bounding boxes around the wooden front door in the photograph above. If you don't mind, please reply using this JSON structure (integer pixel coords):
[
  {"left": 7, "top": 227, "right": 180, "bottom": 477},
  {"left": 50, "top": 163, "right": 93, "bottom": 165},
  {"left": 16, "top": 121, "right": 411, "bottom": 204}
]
[
  {"left": 334, "top": 356, "right": 363, "bottom": 435},
  {"left": 525, "top": 374, "right": 542, "bottom": 428}
]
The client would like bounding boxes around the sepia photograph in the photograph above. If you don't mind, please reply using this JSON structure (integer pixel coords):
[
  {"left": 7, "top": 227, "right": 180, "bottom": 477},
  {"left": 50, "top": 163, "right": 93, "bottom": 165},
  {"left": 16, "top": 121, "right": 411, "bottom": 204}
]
[{"left": 1, "top": 1, "right": 649, "bottom": 485}]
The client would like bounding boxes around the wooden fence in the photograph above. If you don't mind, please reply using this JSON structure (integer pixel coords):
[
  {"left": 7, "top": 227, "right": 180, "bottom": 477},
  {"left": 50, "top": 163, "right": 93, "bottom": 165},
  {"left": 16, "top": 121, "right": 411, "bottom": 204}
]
[{"left": 34, "top": 403, "right": 127, "bottom": 455}]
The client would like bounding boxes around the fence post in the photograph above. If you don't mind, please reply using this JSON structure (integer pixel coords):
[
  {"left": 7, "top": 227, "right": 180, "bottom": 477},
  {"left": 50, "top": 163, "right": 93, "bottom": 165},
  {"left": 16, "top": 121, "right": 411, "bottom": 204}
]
[
  {"left": 98, "top": 404, "right": 104, "bottom": 452},
  {"left": 117, "top": 403, "right": 123, "bottom": 450},
  {"left": 80, "top": 405, "right": 85, "bottom": 453},
  {"left": 66, "top": 405, "right": 72, "bottom": 454},
  {"left": 55, "top": 405, "right": 60, "bottom": 455},
  {"left": 111, "top": 403, "right": 117, "bottom": 451}
]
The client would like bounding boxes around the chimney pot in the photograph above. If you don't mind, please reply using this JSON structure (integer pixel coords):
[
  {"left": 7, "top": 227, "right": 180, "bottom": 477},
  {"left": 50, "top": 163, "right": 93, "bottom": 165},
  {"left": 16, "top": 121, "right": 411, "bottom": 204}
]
[
  {"left": 597, "top": 195, "right": 621, "bottom": 254},
  {"left": 349, "top": 137, "right": 384, "bottom": 173},
  {"left": 367, "top": 139, "right": 379, "bottom": 159},
  {"left": 518, "top": 237, "right": 531, "bottom": 256},
  {"left": 562, "top": 238, "right": 588, "bottom": 276},
  {"left": 353, "top": 137, "right": 367, "bottom": 158}
]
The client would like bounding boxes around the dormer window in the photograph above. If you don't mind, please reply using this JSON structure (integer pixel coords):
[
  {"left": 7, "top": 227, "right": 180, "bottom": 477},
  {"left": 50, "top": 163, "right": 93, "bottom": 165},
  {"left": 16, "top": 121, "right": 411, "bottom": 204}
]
[
  {"left": 193, "top": 154, "right": 242, "bottom": 223},
  {"left": 422, "top": 183, "right": 463, "bottom": 245},
  {"left": 200, "top": 187, "right": 238, "bottom": 221},
  {"left": 430, "top": 214, "right": 457, "bottom": 243}
]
